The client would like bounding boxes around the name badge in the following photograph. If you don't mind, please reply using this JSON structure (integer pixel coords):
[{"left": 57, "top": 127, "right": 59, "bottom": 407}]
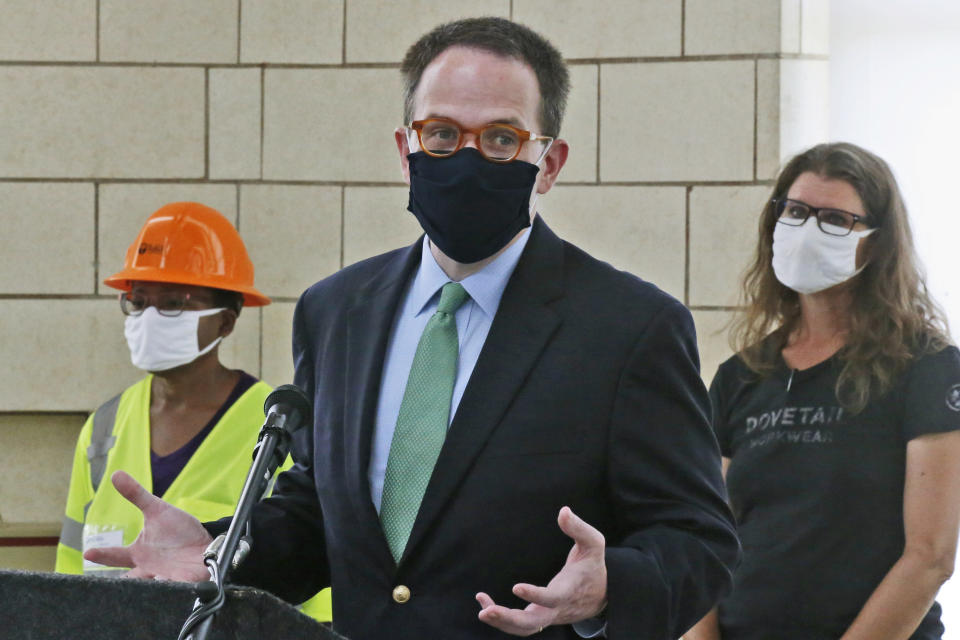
[{"left": 82, "top": 528, "right": 124, "bottom": 572}]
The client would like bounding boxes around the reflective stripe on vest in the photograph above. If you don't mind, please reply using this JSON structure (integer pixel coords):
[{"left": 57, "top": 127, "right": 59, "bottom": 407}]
[
  {"left": 59, "top": 515, "right": 84, "bottom": 552},
  {"left": 87, "top": 393, "right": 121, "bottom": 492}
]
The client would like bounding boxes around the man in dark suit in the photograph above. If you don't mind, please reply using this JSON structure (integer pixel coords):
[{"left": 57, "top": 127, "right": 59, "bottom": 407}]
[{"left": 87, "top": 17, "right": 738, "bottom": 639}]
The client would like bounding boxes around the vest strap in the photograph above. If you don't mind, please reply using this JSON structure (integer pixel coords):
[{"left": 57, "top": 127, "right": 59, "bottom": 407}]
[{"left": 87, "top": 393, "right": 122, "bottom": 492}]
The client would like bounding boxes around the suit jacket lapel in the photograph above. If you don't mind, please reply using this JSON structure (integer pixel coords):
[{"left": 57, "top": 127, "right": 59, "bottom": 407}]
[
  {"left": 401, "top": 219, "right": 565, "bottom": 564},
  {"left": 344, "top": 240, "right": 422, "bottom": 571}
]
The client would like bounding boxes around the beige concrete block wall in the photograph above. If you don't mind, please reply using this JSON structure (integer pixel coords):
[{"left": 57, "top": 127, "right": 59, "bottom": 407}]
[
  {"left": 0, "top": 0, "right": 828, "bottom": 569},
  {"left": 241, "top": 0, "right": 343, "bottom": 64}
]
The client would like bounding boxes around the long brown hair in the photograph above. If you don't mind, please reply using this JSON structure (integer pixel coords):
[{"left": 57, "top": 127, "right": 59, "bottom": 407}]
[{"left": 733, "top": 142, "right": 951, "bottom": 412}]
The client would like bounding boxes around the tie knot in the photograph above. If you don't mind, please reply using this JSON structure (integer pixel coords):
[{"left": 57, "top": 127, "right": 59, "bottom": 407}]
[{"left": 436, "top": 282, "right": 469, "bottom": 315}]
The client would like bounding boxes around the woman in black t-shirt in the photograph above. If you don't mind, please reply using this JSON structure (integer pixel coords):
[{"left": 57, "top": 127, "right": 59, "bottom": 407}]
[{"left": 687, "top": 142, "right": 960, "bottom": 640}]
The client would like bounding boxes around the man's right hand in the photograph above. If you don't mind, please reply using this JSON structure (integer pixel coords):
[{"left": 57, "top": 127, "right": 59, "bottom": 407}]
[{"left": 82, "top": 470, "right": 212, "bottom": 582}]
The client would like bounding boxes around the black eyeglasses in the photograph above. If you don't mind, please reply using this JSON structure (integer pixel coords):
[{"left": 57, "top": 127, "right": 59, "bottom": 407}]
[
  {"left": 119, "top": 291, "right": 212, "bottom": 317},
  {"left": 773, "top": 198, "right": 872, "bottom": 237}
]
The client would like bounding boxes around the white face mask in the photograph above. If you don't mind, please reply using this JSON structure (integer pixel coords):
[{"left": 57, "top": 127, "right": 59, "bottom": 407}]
[
  {"left": 772, "top": 218, "right": 876, "bottom": 294},
  {"left": 124, "top": 307, "right": 225, "bottom": 372}
]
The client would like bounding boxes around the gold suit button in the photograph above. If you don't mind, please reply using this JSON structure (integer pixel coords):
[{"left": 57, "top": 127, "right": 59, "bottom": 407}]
[{"left": 392, "top": 585, "right": 411, "bottom": 603}]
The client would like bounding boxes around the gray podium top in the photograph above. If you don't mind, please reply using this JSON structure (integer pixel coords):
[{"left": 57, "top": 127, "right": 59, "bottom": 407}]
[{"left": 0, "top": 569, "right": 346, "bottom": 640}]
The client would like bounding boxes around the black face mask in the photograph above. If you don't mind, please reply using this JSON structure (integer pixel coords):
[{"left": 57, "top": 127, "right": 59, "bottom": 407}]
[{"left": 406, "top": 148, "right": 540, "bottom": 264}]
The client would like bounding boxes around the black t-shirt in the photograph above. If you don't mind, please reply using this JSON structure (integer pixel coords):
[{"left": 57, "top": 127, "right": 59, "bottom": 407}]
[{"left": 712, "top": 345, "right": 960, "bottom": 640}]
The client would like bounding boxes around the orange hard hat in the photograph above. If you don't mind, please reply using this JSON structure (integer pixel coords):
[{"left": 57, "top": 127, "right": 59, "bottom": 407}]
[{"left": 103, "top": 202, "right": 270, "bottom": 307}]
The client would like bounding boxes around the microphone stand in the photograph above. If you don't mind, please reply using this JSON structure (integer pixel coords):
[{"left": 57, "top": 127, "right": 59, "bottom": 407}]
[{"left": 177, "top": 385, "right": 311, "bottom": 640}]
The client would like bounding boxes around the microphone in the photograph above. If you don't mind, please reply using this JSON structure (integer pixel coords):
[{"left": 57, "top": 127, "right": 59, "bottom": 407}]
[
  {"left": 257, "top": 384, "right": 312, "bottom": 473},
  {"left": 264, "top": 383, "right": 312, "bottom": 429},
  {"left": 180, "top": 383, "right": 313, "bottom": 640}
]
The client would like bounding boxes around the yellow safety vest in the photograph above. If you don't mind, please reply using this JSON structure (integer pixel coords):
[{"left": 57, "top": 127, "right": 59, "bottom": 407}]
[{"left": 55, "top": 375, "right": 331, "bottom": 621}]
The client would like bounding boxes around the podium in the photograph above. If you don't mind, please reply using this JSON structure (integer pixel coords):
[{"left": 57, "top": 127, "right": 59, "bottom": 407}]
[{"left": 0, "top": 570, "right": 346, "bottom": 639}]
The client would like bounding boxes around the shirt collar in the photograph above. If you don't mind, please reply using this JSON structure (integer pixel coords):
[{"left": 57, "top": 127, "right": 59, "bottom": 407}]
[{"left": 408, "top": 228, "right": 532, "bottom": 319}]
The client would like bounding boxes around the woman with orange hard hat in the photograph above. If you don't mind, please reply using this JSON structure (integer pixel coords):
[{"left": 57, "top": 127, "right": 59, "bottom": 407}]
[{"left": 53, "top": 201, "right": 331, "bottom": 621}]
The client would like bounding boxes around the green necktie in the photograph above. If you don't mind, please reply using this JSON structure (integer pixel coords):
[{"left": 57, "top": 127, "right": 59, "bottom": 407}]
[{"left": 380, "top": 282, "right": 470, "bottom": 562}]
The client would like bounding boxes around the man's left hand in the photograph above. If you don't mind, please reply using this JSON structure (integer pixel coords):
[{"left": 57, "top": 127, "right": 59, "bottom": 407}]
[{"left": 476, "top": 506, "right": 607, "bottom": 636}]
